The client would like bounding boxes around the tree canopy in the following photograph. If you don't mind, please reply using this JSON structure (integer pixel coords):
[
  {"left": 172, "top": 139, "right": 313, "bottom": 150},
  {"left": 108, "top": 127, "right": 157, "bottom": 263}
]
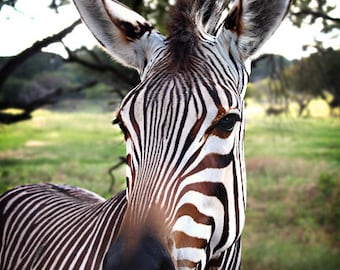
[
  {"left": 0, "top": 0, "right": 339, "bottom": 123},
  {"left": 290, "top": 0, "right": 340, "bottom": 33}
]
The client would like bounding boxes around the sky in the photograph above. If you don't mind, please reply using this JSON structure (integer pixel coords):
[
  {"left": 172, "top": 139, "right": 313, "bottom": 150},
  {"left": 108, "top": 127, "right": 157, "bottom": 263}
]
[{"left": 0, "top": 0, "right": 339, "bottom": 60}]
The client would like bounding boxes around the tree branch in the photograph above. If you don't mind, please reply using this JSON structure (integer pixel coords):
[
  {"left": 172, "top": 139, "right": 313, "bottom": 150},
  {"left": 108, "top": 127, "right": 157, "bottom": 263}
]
[
  {"left": 0, "top": 19, "right": 81, "bottom": 92},
  {"left": 0, "top": 87, "right": 62, "bottom": 111},
  {"left": 0, "top": 88, "right": 62, "bottom": 124},
  {"left": 63, "top": 45, "right": 139, "bottom": 86},
  {"left": 291, "top": 10, "right": 340, "bottom": 24},
  {"left": 0, "top": 111, "right": 31, "bottom": 124},
  {"left": 108, "top": 156, "right": 127, "bottom": 194}
]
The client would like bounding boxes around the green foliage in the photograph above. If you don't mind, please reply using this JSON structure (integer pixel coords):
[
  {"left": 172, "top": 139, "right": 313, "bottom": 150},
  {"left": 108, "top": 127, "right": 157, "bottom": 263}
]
[
  {"left": 282, "top": 59, "right": 321, "bottom": 96},
  {"left": 314, "top": 48, "right": 340, "bottom": 109},
  {"left": 11, "top": 53, "right": 64, "bottom": 79},
  {"left": 84, "top": 83, "right": 113, "bottom": 99},
  {"left": 290, "top": 0, "right": 339, "bottom": 33},
  {"left": 250, "top": 48, "right": 340, "bottom": 116},
  {"left": 280, "top": 57, "right": 321, "bottom": 115},
  {"left": 1, "top": 77, "right": 24, "bottom": 100},
  {"left": 281, "top": 48, "right": 340, "bottom": 113}
]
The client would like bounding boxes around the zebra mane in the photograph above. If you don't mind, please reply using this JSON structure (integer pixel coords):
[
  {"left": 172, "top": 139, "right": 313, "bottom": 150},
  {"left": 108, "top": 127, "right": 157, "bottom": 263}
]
[{"left": 167, "top": 0, "right": 231, "bottom": 68}]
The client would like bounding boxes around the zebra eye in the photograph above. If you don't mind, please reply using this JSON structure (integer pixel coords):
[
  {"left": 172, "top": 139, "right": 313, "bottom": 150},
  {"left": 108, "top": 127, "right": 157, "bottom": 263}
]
[{"left": 216, "top": 113, "right": 241, "bottom": 133}]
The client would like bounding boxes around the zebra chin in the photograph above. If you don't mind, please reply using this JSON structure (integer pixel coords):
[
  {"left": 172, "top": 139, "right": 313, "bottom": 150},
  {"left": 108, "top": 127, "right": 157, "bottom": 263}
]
[{"left": 103, "top": 229, "right": 175, "bottom": 270}]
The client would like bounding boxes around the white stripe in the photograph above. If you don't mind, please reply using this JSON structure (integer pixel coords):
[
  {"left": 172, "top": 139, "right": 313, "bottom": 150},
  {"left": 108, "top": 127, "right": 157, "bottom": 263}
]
[{"left": 173, "top": 215, "right": 211, "bottom": 240}]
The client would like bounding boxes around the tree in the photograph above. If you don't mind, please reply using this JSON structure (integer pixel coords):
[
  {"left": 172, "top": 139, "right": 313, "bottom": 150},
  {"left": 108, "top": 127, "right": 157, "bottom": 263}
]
[
  {"left": 0, "top": 0, "right": 174, "bottom": 124},
  {"left": 269, "top": 0, "right": 340, "bottom": 116},
  {"left": 281, "top": 58, "right": 320, "bottom": 116},
  {"left": 0, "top": 0, "right": 142, "bottom": 124},
  {"left": 309, "top": 48, "right": 340, "bottom": 113},
  {"left": 289, "top": 0, "right": 340, "bottom": 34},
  {"left": 278, "top": 48, "right": 340, "bottom": 116},
  {"left": 1, "top": 0, "right": 339, "bottom": 124}
]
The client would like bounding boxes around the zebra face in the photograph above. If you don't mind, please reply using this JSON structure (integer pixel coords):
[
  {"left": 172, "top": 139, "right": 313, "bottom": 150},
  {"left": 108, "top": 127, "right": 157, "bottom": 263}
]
[
  {"left": 115, "top": 38, "right": 248, "bottom": 263},
  {"left": 73, "top": 0, "right": 291, "bottom": 268}
]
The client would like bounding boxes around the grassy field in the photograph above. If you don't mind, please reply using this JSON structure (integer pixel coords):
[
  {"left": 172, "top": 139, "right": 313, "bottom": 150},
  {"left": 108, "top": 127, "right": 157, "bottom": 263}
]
[
  {"left": 0, "top": 108, "right": 339, "bottom": 269},
  {"left": 243, "top": 117, "right": 339, "bottom": 269}
]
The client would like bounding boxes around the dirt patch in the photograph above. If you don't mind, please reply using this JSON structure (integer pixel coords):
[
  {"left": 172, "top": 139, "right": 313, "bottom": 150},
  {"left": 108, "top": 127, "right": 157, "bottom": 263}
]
[
  {"left": 0, "top": 150, "right": 29, "bottom": 159},
  {"left": 25, "top": 140, "right": 49, "bottom": 147}
]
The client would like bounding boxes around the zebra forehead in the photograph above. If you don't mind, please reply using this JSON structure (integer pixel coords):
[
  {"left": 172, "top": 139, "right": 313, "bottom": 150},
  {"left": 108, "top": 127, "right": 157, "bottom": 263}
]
[
  {"left": 119, "top": 80, "right": 239, "bottom": 128},
  {"left": 120, "top": 56, "right": 242, "bottom": 114}
]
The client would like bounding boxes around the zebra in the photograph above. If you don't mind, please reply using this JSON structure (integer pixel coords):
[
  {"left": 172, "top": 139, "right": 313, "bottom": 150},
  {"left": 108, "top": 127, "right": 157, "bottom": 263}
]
[
  {"left": 0, "top": 0, "right": 290, "bottom": 269},
  {"left": 0, "top": 184, "right": 127, "bottom": 269}
]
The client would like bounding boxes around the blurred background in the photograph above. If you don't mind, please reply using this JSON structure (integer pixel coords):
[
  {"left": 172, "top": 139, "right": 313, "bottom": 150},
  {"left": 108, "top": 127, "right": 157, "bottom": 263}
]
[{"left": 0, "top": 0, "right": 339, "bottom": 269}]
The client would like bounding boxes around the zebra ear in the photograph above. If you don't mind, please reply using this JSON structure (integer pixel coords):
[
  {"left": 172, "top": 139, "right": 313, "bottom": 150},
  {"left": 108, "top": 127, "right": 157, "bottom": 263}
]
[
  {"left": 73, "top": 0, "right": 164, "bottom": 71},
  {"left": 221, "top": 0, "right": 291, "bottom": 59}
]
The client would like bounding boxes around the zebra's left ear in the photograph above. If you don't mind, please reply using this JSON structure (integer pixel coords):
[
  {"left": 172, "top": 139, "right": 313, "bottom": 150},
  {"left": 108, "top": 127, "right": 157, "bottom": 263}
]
[
  {"left": 220, "top": 0, "right": 291, "bottom": 59},
  {"left": 73, "top": 0, "right": 164, "bottom": 71}
]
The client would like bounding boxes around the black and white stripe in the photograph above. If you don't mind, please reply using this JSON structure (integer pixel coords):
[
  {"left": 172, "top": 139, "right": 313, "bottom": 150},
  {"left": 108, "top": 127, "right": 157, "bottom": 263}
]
[{"left": 0, "top": 184, "right": 126, "bottom": 269}]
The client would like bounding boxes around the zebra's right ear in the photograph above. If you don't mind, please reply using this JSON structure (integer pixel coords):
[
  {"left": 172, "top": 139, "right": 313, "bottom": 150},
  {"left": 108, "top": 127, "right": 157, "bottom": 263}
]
[
  {"left": 220, "top": 0, "right": 291, "bottom": 60},
  {"left": 73, "top": 0, "right": 164, "bottom": 71}
]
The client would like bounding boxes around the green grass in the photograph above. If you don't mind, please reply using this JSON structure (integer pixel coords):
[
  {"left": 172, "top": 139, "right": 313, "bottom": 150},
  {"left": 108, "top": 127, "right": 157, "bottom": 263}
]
[
  {"left": 245, "top": 117, "right": 340, "bottom": 164},
  {"left": 243, "top": 116, "right": 340, "bottom": 270},
  {"left": 0, "top": 110, "right": 126, "bottom": 196},
  {"left": 0, "top": 109, "right": 339, "bottom": 269}
]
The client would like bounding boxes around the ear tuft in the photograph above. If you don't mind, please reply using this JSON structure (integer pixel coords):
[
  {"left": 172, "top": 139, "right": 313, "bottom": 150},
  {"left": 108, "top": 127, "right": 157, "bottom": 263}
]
[
  {"left": 224, "top": 1, "right": 243, "bottom": 35},
  {"left": 115, "top": 20, "right": 154, "bottom": 42}
]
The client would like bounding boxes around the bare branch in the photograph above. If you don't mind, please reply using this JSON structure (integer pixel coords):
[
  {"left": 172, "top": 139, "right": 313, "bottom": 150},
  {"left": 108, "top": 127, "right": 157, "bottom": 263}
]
[
  {"left": 108, "top": 157, "right": 127, "bottom": 194},
  {"left": 291, "top": 9, "right": 340, "bottom": 24},
  {"left": 63, "top": 45, "right": 138, "bottom": 85},
  {"left": 0, "top": 111, "right": 31, "bottom": 124},
  {"left": 0, "top": 19, "right": 81, "bottom": 92},
  {"left": 0, "top": 87, "right": 62, "bottom": 111}
]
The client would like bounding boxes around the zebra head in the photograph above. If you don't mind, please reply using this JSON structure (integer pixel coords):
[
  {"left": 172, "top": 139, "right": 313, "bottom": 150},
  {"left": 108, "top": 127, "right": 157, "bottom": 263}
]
[{"left": 74, "top": 0, "right": 290, "bottom": 268}]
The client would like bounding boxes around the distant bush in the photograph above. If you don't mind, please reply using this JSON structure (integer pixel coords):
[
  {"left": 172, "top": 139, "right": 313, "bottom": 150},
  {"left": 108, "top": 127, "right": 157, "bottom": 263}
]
[{"left": 314, "top": 172, "right": 340, "bottom": 232}]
